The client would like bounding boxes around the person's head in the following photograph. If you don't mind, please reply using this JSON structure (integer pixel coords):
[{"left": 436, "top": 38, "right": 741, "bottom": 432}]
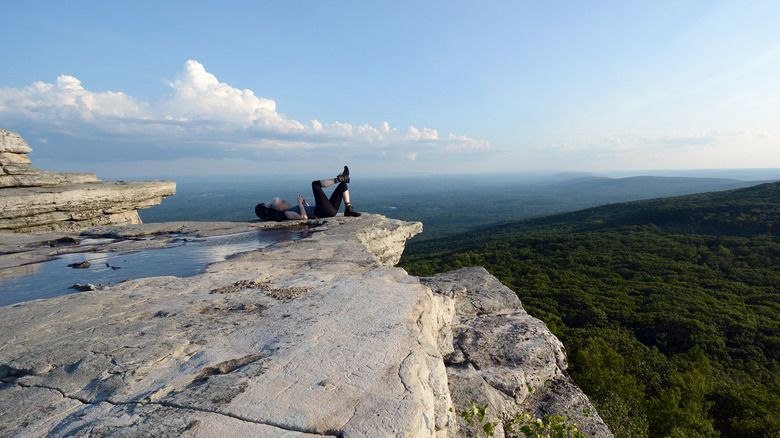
[{"left": 269, "top": 197, "right": 290, "bottom": 211}]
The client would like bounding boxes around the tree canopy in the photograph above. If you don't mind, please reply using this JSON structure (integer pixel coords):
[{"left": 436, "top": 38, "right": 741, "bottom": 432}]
[{"left": 401, "top": 183, "right": 780, "bottom": 438}]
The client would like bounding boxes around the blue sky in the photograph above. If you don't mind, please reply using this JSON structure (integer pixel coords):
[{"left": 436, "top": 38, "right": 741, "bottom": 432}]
[{"left": 1, "top": 1, "right": 779, "bottom": 178}]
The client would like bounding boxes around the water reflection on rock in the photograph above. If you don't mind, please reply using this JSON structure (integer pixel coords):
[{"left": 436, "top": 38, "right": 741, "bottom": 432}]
[
  {"left": 0, "top": 227, "right": 306, "bottom": 307},
  {"left": 0, "top": 263, "right": 43, "bottom": 281}
]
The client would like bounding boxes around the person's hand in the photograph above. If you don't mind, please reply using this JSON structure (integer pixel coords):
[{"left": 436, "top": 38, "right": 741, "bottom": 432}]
[{"left": 296, "top": 193, "right": 308, "bottom": 219}]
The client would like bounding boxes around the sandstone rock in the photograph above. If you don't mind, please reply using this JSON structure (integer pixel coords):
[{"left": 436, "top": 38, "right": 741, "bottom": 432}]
[{"left": 0, "top": 129, "right": 175, "bottom": 232}]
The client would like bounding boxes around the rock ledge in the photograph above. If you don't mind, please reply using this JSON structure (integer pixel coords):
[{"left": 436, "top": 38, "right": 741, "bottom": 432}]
[
  {"left": 0, "top": 215, "right": 611, "bottom": 437},
  {"left": 0, "top": 129, "right": 175, "bottom": 233}
]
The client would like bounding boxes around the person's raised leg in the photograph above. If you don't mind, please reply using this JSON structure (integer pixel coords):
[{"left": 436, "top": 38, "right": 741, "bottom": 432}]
[
  {"left": 327, "top": 181, "right": 347, "bottom": 211},
  {"left": 321, "top": 181, "right": 360, "bottom": 217},
  {"left": 317, "top": 178, "right": 336, "bottom": 188},
  {"left": 312, "top": 180, "right": 337, "bottom": 217},
  {"left": 326, "top": 182, "right": 360, "bottom": 217},
  {"left": 318, "top": 166, "right": 349, "bottom": 188},
  {"left": 313, "top": 166, "right": 359, "bottom": 217}
]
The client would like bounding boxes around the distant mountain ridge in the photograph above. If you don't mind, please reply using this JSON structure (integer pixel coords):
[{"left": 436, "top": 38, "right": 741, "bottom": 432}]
[
  {"left": 544, "top": 175, "right": 762, "bottom": 195},
  {"left": 361, "top": 174, "right": 774, "bottom": 240},
  {"left": 419, "top": 181, "right": 780, "bottom": 248}
]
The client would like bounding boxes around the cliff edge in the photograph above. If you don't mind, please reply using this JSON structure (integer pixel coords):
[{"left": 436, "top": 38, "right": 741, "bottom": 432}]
[{"left": 0, "top": 215, "right": 611, "bottom": 437}]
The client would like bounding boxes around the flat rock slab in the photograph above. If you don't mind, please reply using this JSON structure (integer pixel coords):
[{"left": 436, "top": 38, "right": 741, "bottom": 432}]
[
  {"left": 0, "top": 215, "right": 450, "bottom": 437},
  {"left": 0, "top": 215, "right": 612, "bottom": 437},
  {"left": 0, "top": 180, "right": 176, "bottom": 232}
]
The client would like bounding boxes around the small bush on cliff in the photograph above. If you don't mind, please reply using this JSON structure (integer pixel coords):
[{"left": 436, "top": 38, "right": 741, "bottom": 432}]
[{"left": 456, "top": 401, "right": 592, "bottom": 438}]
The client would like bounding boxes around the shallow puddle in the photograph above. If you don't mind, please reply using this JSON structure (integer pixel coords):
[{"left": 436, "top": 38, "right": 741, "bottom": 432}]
[{"left": 0, "top": 228, "right": 303, "bottom": 307}]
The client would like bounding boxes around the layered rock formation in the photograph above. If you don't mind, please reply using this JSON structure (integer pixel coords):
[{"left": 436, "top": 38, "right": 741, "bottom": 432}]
[
  {"left": 0, "top": 129, "right": 175, "bottom": 232},
  {"left": 0, "top": 215, "right": 612, "bottom": 437},
  {"left": 425, "top": 268, "right": 612, "bottom": 437}
]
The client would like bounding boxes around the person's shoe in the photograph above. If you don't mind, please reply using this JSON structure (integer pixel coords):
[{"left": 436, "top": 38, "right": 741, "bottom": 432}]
[
  {"left": 336, "top": 165, "right": 350, "bottom": 183},
  {"left": 344, "top": 205, "right": 361, "bottom": 217}
]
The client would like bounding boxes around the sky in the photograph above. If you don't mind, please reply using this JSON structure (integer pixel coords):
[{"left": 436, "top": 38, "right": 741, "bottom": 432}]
[{"left": 1, "top": 0, "right": 779, "bottom": 179}]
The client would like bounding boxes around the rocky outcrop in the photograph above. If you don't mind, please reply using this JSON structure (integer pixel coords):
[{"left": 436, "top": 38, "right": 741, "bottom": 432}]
[
  {"left": 0, "top": 129, "right": 175, "bottom": 232},
  {"left": 424, "top": 268, "right": 612, "bottom": 438},
  {"left": 0, "top": 129, "right": 99, "bottom": 188},
  {"left": 0, "top": 215, "right": 611, "bottom": 437}
]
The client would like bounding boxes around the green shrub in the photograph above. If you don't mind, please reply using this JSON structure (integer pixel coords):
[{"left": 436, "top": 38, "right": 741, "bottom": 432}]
[{"left": 455, "top": 401, "right": 592, "bottom": 438}]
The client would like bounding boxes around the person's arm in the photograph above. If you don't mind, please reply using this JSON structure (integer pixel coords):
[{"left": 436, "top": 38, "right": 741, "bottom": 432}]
[
  {"left": 284, "top": 193, "right": 308, "bottom": 220},
  {"left": 284, "top": 210, "right": 303, "bottom": 220}
]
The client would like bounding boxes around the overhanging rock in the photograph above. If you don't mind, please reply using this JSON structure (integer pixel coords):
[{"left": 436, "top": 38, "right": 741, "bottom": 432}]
[{"left": 0, "top": 129, "right": 175, "bottom": 233}]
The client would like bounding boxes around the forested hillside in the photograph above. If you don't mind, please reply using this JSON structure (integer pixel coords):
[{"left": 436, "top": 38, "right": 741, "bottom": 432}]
[{"left": 400, "top": 182, "right": 780, "bottom": 438}]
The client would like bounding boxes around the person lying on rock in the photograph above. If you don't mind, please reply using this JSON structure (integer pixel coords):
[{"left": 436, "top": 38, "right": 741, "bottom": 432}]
[{"left": 266, "top": 166, "right": 361, "bottom": 220}]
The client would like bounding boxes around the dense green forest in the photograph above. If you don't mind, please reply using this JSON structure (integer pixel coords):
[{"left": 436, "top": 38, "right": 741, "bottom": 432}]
[{"left": 400, "top": 183, "right": 780, "bottom": 438}]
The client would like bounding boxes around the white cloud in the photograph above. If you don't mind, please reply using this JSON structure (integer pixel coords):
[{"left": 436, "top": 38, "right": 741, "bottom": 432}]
[
  {"left": 0, "top": 60, "right": 493, "bottom": 165},
  {"left": 0, "top": 75, "right": 144, "bottom": 123},
  {"left": 160, "top": 60, "right": 302, "bottom": 132}
]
